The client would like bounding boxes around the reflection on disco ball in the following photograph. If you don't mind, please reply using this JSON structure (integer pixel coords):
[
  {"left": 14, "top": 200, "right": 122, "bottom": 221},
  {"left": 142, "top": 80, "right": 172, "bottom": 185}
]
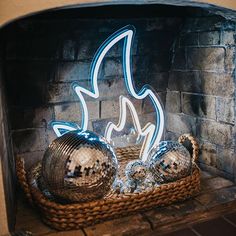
[
  {"left": 42, "top": 130, "right": 118, "bottom": 202},
  {"left": 148, "top": 141, "right": 192, "bottom": 183},
  {"left": 112, "top": 179, "right": 124, "bottom": 193},
  {"left": 121, "top": 180, "right": 136, "bottom": 193},
  {"left": 125, "top": 160, "right": 147, "bottom": 184}
]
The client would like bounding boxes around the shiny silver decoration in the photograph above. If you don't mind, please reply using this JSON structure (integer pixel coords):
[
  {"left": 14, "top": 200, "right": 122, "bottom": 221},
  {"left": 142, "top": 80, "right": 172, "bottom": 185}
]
[
  {"left": 148, "top": 141, "right": 192, "bottom": 183},
  {"left": 121, "top": 180, "right": 136, "bottom": 193},
  {"left": 42, "top": 130, "right": 118, "bottom": 202},
  {"left": 125, "top": 160, "right": 148, "bottom": 184},
  {"left": 112, "top": 179, "right": 124, "bottom": 193}
]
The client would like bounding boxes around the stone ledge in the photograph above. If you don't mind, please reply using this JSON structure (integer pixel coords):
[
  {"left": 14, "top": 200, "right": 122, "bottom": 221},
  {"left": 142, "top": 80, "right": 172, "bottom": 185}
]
[{"left": 15, "top": 170, "right": 236, "bottom": 236}]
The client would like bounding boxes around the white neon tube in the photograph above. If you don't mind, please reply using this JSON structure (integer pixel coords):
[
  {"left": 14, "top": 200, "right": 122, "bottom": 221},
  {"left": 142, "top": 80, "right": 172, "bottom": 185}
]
[{"left": 51, "top": 26, "right": 165, "bottom": 162}]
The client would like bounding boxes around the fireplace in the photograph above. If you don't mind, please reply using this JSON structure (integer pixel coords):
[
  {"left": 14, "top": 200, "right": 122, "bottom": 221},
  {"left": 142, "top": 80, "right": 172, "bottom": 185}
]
[{"left": 0, "top": 1, "right": 236, "bottom": 235}]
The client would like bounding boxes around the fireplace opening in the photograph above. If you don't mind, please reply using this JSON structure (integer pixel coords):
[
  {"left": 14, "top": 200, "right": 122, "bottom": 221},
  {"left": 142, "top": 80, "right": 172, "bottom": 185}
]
[{"left": 0, "top": 3, "right": 235, "bottom": 235}]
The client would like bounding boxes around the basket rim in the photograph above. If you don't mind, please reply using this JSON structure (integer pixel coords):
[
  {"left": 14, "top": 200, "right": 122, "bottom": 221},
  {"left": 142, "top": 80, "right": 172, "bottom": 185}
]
[
  {"left": 28, "top": 162, "right": 200, "bottom": 209},
  {"left": 16, "top": 134, "right": 201, "bottom": 230}
]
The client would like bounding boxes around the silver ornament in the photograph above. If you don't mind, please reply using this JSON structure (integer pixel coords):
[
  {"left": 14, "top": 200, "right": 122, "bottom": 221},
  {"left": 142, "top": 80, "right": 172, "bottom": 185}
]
[
  {"left": 125, "top": 160, "right": 147, "bottom": 184},
  {"left": 148, "top": 141, "right": 192, "bottom": 183},
  {"left": 42, "top": 130, "right": 118, "bottom": 202},
  {"left": 121, "top": 180, "right": 136, "bottom": 193},
  {"left": 112, "top": 179, "right": 124, "bottom": 193}
]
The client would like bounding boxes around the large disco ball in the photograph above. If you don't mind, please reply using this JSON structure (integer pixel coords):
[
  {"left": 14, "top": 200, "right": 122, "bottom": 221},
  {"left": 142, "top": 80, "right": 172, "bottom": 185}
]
[
  {"left": 148, "top": 141, "right": 192, "bottom": 183},
  {"left": 42, "top": 130, "right": 118, "bottom": 202}
]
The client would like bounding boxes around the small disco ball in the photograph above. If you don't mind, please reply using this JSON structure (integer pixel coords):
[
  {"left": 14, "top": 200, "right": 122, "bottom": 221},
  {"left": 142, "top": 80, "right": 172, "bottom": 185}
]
[
  {"left": 121, "top": 180, "right": 136, "bottom": 193},
  {"left": 148, "top": 141, "right": 192, "bottom": 183},
  {"left": 125, "top": 160, "right": 147, "bottom": 184},
  {"left": 41, "top": 130, "right": 118, "bottom": 202},
  {"left": 112, "top": 179, "right": 124, "bottom": 193}
]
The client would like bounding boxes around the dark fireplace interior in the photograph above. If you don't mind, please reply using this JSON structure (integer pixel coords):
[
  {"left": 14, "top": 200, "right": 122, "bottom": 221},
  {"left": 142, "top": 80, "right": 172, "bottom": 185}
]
[{"left": 0, "top": 3, "right": 235, "bottom": 235}]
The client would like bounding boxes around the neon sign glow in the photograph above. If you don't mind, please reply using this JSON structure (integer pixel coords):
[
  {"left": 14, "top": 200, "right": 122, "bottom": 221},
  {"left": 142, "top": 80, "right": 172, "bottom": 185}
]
[{"left": 51, "top": 25, "right": 165, "bottom": 162}]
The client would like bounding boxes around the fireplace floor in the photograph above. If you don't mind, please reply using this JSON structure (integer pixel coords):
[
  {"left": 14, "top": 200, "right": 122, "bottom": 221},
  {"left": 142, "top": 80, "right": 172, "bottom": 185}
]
[{"left": 14, "top": 170, "right": 236, "bottom": 236}]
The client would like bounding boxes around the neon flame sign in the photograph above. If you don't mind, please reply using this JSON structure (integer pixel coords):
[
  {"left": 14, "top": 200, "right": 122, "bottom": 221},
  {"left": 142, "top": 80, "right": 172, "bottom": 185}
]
[{"left": 51, "top": 25, "right": 165, "bottom": 162}]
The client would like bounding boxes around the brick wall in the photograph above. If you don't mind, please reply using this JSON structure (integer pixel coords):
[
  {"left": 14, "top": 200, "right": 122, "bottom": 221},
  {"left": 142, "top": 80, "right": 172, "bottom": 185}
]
[
  {"left": 1, "top": 7, "right": 235, "bottom": 183},
  {"left": 2, "top": 16, "right": 182, "bottom": 169},
  {"left": 166, "top": 15, "right": 236, "bottom": 181}
]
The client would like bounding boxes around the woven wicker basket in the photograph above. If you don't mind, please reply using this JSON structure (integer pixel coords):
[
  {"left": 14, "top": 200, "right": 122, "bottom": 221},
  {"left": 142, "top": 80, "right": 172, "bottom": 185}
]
[{"left": 16, "top": 134, "right": 201, "bottom": 231}]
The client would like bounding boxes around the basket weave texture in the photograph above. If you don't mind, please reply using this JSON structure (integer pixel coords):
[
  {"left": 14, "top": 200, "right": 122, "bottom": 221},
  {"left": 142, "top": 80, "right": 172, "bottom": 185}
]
[{"left": 16, "top": 134, "right": 201, "bottom": 231}]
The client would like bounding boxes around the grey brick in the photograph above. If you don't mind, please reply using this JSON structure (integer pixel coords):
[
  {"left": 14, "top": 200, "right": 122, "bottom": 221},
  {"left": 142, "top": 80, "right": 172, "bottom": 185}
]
[
  {"left": 166, "top": 113, "right": 197, "bottom": 135},
  {"left": 62, "top": 40, "right": 76, "bottom": 60},
  {"left": 92, "top": 116, "right": 140, "bottom": 139},
  {"left": 197, "top": 119, "right": 233, "bottom": 147},
  {"left": 54, "top": 101, "right": 99, "bottom": 122},
  {"left": 182, "top": 93, "right": 216, "bottom": 119},
  {"left": 12, "top": 128, "right": 48, "bottom": 154},
  {"left": 180, "top": 32, "right": 198, "bottom": 46},
  {"left": 225, "top": 47, "right": 236, "bottom": 72},
  {"left": 96, "top": 78, "right": 128, "bottom": 100},
  {"left": 101, "top": 97, "right": 142, "bottom": 119},
  {"left": 101, "top": 100, "right": 120, "bottom": 119},
  {"left": 104, "top": 58, "right": 123, "bottom": 77},
  {"left": 168, "top": 71, "right": 234, "bottom": 97},
  {"left": 182, "top": 17, "right": 223, "bottom": 32},
  {"left": 33, "top": 107, "right": 54, "bottom": 128},
  {"left": 148, "top": 52, "right": 171, "bottom": 73},
  {"left": 146, "top": 18, "right": 182, "bottom": 31},
  {"left": 95, "top": 113, "right": 155, "bottom": 138},
  {"left": 142, "top": 92, "right": 166, "bottom": 114},
  {"left": 49, "top": 78, "right": 128, "bottom": 104},
  {"left": 54, "top": 102, "right": 81, "bottom": 122},
  {"left": 187, "top": 47, "right": 224, "bottom": 71},
  {"left": 137, "top": 31, "right": 176, "bottom": 55},
  {"left": 139, "top": 112, "right": 157, "bottom": 127},
  {"left": 10, "top": 106, "right": 53, "bottom": 129},
  {"left": 166, "top": 91, "right": 181, "bottom": 113},
  {"left": 216, "top": 147, "right": 235, "bottom": 175},
  {"left": 57, "top": 62, "right": 91, "bottom": 82},
  {"left": 198, "top": 141, "right": 217, "bottom": 168},
  {"left": 142, "top": 98, "right": 157, "bottom": 114},
  {"left": 92, "top": 118, "right": 117, "bottom": 137},
  {"left": 171, "top": 48, "right": 186, "bottom": 70},
  {"left": 47, "top": 83, "right": 76, "bottom": 103},
  {"left": 105, "top": 42, "right": 123, "bottom": 58},
  {"left": 164, "top": 131, "right": 179, "bottom": 141},
  {"left": 199, "top": 31, "right": 220, "bottom": 45},
  {"left": 126, "top": 97, "right": 142, "bottom": 114},
  {"left": 146, "top": 18, "right": 166, "bottom": 31},
  {"left": 148, "top": 72, "right": 169, "bottom": 92},
  {"left": 222, "top": 31, "right": 236, "bottom": 45},
  {"left": 216, "top": 97, "right": 234, "bottom": 124},
  {"left": 76, "top": 35, "right": 105, "bottom": 60},
  {"left": 199, "top": 72, "right": 235, "bottom": 97},
  {"left": 46, "top": 128, "right": 61, "bottom": 146},
  {"left": 168, "top": 71, "right": 201, "bottom": 93}
]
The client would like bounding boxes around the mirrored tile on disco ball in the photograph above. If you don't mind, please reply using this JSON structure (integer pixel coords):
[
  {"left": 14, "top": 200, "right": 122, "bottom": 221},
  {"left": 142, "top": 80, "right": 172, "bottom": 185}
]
[
  {"left": 148, "top": 141, "right": 192, "bottom": 183},
  {"left": 42, "top": 130, "right": 118, "bottom": 203}
]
